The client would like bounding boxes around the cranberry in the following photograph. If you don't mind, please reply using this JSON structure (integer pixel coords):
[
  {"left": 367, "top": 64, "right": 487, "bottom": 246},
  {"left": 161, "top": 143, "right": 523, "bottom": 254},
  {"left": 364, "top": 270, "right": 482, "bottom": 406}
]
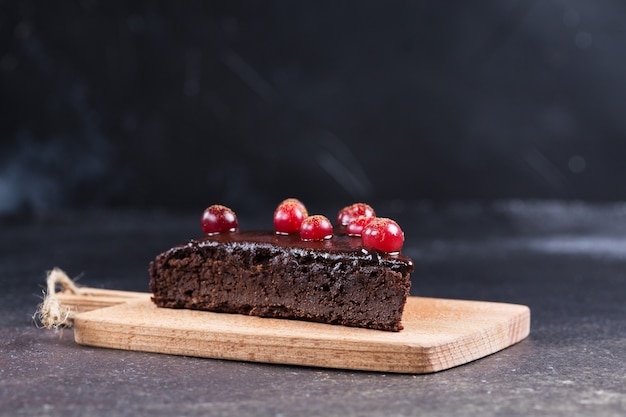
[
  {"left": 346, "top": 215, "right": 376, "bottom": 236},
  {"left": 300, "top": 215, "right": 333, "bottom": 241},
  {"left": 361, "top": 217, "right": 404, "bottom": 253},
  {"left": 201, "top": 205, "right": 238, "bottom": 235},
  {"left": 336, "top": 203, "right": 375, "bottom": 226},
  {"left": 282, "top": 198, "right": 307, "bottom": 215},
  {"left": 274, "top": 198, "right": 308, "bottom": 234}
]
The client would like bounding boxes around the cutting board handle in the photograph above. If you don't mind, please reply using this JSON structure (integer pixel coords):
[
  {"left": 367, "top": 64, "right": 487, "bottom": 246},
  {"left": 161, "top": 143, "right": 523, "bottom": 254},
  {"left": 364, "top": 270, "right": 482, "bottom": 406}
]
[{"left": 36, "top": 268, "right": 151, "bottom": 328}]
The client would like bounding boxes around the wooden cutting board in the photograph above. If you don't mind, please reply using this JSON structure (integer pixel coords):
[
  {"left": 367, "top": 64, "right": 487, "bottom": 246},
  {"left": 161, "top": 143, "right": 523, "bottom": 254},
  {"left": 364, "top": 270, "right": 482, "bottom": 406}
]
[{"left": 57, "top": 288, "right": 530, "bottom": 373}]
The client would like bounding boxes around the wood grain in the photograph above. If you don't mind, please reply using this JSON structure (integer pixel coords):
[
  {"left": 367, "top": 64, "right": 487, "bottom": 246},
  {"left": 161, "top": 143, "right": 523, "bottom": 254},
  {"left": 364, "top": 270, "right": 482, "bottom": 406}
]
[
  {"left": 65, "top": 291, "right": 530, "bottom": 374},
  {"left": 56, "top": 288, "right": 151, "bottom": 313}
]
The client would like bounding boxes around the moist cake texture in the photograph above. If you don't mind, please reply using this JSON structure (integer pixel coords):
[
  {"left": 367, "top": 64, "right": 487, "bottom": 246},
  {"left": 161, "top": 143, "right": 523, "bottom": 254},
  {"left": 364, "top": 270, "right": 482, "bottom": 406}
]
[{"left": 149, "top": 231, "right": 413, "bottom": 331}]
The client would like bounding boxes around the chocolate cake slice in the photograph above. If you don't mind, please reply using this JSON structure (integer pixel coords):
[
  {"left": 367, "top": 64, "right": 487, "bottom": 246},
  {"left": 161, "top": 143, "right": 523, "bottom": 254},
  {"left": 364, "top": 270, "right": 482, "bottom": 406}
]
[{"left": 149, "top": 231, "right": 413, "bottom": 331}]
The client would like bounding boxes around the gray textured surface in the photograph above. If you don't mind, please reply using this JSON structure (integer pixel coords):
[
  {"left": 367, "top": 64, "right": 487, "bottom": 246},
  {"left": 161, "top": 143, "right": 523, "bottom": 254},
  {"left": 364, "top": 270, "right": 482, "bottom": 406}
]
[{"left": 1, "top": 201, "right": 625, "bottom": 416}]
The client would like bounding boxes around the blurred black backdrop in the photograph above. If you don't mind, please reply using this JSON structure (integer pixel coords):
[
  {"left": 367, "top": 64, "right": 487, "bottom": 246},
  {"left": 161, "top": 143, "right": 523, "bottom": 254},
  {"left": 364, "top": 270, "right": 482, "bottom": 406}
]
[{"left": 2, "top": 1, "right": 626, "bottom": 217}]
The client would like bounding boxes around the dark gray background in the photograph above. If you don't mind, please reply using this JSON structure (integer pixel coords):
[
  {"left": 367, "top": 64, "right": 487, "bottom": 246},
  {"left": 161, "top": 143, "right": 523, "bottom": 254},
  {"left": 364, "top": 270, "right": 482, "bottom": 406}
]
[{"left": 3, "top": 1, "right": 626, "bottom": 217}]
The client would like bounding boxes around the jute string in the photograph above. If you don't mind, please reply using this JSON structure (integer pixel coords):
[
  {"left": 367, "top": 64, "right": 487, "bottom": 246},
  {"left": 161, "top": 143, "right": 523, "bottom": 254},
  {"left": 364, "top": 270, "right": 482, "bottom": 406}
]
[{"left": 35, "top": 267, "right": 81, "bottom": 329}]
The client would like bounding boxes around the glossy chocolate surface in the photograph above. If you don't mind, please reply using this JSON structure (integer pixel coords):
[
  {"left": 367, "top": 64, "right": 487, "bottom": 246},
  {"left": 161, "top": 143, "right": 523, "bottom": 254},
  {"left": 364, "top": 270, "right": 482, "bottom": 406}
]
[{"left": 170, "top": 230, "right": 414, "bottom": 271}]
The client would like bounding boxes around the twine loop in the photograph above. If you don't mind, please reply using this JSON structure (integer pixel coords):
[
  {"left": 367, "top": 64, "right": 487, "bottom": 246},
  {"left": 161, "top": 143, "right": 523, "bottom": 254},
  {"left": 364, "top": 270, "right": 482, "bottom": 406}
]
[{"left": 35, "top": 267, "right": 80, "bottom": 329}]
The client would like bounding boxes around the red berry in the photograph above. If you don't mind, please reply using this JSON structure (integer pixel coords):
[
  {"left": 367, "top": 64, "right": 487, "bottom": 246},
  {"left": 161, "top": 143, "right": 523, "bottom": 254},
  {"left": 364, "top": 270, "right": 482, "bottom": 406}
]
[
  {"left": 336, "top": 203, "right": 375, "bottom": 226},
  {"left": 201, "top": 205, "right": 238, "bottom": 235},
  {"left": 346, "top": 215, "right": 376, "bottom": 236},
  {"left": 282, "top": 198, "right": 307, "bottom": 215},
  {"left": 300, "top": 215, "right": 333, "bottom": 241},
  {"left": 274, "top": 198, "right": 309, "bottom": 234},
  {"left": 361, "top": 217, "right": 404, "bottom": 253}
]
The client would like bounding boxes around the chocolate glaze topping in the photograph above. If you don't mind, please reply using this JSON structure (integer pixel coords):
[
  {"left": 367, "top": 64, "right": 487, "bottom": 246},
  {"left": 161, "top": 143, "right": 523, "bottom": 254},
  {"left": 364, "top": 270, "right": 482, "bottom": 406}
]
[{"left": 167, "top": 230, "right": 414, "bottom": 272}]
